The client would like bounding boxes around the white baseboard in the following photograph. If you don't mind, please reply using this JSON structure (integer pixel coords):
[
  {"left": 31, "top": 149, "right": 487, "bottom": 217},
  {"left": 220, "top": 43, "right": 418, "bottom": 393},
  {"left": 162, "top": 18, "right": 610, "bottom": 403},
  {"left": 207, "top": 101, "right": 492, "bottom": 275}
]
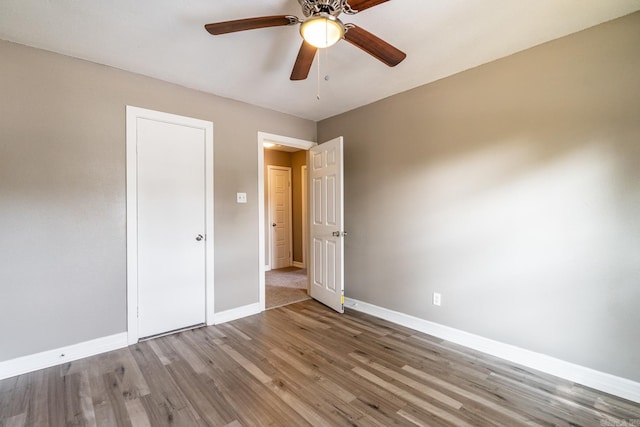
[
  {"left": 0, "top": 332, "right": 128, "bottom": 381},
  {"left": 0, "top": 302, "right": 263, "bottom": 380},
  {"left": 293, "top": 261, "right": 305, "bottom": 269},
  {"left": 345, "top": 298, "right": 640, "bottom": 404},
  {"left": 213, "top": 302, "right": 262, "bottom": 325},
  {"left": 264, "top": 265, "right": 272, "bottom": 272}
]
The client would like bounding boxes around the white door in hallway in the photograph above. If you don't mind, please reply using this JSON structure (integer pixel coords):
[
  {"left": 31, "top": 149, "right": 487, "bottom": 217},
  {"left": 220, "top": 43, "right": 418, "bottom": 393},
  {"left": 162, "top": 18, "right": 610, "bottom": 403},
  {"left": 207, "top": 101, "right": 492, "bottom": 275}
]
[
  {"left": 136, "top": 116, "right": 207, "bottom": 338},
  {"left": 309, "top": 137, "right": 345, "bottom": 313},
  {"left": 269, "top": 166, "right": 292, "bottom": 270}
]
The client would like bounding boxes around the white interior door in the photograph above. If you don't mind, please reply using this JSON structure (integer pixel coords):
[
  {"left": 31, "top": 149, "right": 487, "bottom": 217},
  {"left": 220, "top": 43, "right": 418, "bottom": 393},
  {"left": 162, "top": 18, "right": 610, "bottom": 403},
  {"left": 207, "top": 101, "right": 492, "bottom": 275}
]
[
  {"left": 269, "top": 166, "right": 292, "bottom": 270},
  {"left": 310, "top": 137, "right": 344, "bottom": 313},
  {"left": 136, "top": 117, "right": 206, "bottom": 338}
]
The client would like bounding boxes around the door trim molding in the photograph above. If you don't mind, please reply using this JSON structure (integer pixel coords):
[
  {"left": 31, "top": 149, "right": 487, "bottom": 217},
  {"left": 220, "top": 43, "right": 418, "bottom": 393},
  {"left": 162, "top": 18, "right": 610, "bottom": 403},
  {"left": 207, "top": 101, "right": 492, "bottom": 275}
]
[
  {"left": 258, "top": 132, "right": 315, "bottom": 312},
  {"left": 267, "top": 165, "right": 293, "bottom": 269},
  {"left": 126, "top": 106, "right": 214, "bottom": 345},
  {"left": 301, "top": 164, "right": 308, "bottom": 269}
]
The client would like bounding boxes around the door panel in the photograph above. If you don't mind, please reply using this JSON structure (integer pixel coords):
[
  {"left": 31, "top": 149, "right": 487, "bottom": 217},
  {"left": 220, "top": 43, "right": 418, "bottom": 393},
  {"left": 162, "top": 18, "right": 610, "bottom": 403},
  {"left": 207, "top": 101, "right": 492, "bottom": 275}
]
[
  {"left": 326, "top": 240, "right": 336, "bottom": 291},
  {"left": 313, "top": 178, "right": 323, "bottom": 224},
  {"left": 309, "top": 137, "right": 344, "bottom": 313},
  {"left": 313, "top": 238, "right": 323, "bottom": 287},
  {"left": 327, "top": 175, "right": 336, "bottom": 225},
  {"left": 137, "top": 118, "right": 206, "bottom": 338}
]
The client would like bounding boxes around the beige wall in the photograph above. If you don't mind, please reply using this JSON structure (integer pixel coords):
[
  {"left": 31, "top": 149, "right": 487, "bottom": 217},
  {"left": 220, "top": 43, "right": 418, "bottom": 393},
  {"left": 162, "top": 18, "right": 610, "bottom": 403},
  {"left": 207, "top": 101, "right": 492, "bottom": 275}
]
[
  {"left": 0, "top": 40, "right": 316, "bottom": 361},
  {"left": 318, "top": 12, "right": 640, "bottom": 381},
  {"left": 264, "top": 149, "right": 293, "bottom": 168}
]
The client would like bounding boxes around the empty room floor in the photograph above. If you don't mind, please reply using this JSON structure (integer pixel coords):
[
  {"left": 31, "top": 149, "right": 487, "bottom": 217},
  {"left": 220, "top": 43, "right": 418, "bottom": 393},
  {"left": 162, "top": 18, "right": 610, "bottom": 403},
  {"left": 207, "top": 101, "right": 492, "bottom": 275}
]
[{"left": 1, "top": 300, "right": 639, "bottom": 426}]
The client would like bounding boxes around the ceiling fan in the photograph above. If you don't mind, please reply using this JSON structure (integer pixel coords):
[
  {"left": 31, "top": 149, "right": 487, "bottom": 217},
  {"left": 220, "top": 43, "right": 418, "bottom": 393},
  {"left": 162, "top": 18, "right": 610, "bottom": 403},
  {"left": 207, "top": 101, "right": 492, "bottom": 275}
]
[{"left": 204, "top": 0, "right": 406, "bottom": 81}]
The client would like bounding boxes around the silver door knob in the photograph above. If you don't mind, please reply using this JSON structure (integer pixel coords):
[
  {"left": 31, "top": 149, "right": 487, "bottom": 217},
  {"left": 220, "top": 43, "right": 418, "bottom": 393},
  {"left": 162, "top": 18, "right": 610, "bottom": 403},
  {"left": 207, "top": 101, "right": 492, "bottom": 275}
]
[{"left": 196, "top": 234, "right": 203, "bottom": 241}]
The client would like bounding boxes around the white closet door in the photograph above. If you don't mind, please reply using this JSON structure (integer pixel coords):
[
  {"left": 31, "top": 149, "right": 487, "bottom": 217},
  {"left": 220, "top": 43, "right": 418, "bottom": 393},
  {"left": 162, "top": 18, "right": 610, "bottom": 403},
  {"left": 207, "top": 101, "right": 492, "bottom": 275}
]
[{"left": 136, "top": 117, "right": 206, "bottom": 338}]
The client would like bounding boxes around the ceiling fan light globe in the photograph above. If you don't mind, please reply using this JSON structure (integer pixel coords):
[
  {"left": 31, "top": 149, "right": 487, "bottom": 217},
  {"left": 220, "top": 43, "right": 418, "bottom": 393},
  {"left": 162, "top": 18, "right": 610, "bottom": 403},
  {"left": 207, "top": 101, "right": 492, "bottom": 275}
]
[{"left": 300, "top": 15, "right": 344, "bottom": 48}]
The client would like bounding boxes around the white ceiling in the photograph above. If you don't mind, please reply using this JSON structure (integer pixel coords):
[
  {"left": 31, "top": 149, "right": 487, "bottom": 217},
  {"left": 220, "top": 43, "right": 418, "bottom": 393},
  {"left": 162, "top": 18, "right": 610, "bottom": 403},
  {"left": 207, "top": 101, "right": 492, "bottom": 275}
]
[{"left": 1, "top": 0, "right": 638, "bottom": 121}]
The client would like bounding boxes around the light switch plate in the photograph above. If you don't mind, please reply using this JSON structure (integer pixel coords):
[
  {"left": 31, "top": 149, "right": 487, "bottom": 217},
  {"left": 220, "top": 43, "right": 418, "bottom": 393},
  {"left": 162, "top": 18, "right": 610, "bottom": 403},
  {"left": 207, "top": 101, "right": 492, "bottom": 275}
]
[
  {"left": 433, "top": 292, "right": 442, "bottom": 306},
  {"left": 237, "top": 192, "right": 247, "bottom": 204}
]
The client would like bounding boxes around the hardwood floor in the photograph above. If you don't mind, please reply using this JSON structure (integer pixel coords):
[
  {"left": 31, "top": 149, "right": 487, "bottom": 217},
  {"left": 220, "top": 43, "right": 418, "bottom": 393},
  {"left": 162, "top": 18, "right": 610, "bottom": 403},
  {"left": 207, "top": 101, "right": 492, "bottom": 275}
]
[{"left": 1, "top": 300, "right": 639, "bottom": 426}]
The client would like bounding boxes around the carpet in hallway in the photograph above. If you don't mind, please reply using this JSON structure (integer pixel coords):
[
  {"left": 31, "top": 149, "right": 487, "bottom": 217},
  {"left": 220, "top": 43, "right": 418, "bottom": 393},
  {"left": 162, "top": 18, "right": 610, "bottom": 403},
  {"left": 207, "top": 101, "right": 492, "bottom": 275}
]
[
  {"left": 266, "top": 267, "right": 310, "bottom": 309},
  {"left": 266, "top": 286, "right": 310, "bottom": 309}
]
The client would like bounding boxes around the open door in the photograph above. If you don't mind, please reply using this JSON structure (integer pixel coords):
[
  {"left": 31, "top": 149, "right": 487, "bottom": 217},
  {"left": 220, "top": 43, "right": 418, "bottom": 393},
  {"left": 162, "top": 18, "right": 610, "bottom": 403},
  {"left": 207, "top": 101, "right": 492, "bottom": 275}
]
[{"left": 309, "top": 137, "right": 345, "bottom": 313}]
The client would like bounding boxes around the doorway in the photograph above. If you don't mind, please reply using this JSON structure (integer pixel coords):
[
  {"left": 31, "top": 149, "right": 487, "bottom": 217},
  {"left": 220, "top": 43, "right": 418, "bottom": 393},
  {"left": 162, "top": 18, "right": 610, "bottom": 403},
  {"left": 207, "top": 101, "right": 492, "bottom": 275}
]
[
  {"left": 258, "top": 133, "right": 315, "bottom": 311},
  {"left": 264, "top": 146, "right": 308, "bottom": 309}
]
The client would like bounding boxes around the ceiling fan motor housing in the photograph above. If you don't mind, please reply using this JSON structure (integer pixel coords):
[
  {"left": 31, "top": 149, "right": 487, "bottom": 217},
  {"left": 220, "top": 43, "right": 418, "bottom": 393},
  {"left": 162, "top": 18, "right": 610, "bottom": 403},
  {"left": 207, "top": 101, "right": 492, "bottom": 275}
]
[{"left": 298, "top": 0, "right": 346, "bottom": 17}]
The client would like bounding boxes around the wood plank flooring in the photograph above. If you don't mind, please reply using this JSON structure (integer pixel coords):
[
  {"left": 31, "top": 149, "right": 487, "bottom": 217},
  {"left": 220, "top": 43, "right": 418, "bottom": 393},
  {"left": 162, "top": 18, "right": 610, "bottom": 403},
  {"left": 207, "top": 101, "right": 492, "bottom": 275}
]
[{"left": 1, "top": 300, "right": 639, "bottom": 426}]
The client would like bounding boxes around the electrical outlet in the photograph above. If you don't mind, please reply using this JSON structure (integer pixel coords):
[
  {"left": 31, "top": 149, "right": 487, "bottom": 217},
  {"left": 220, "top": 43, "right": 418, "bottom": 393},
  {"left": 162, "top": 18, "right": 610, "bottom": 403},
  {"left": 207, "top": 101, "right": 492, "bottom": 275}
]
[
  {"left": 236, "top": 192, "right": 247, "bottom": 204},
  {"left": 433, "top": 292, "right": 442, "bottom": 306}
]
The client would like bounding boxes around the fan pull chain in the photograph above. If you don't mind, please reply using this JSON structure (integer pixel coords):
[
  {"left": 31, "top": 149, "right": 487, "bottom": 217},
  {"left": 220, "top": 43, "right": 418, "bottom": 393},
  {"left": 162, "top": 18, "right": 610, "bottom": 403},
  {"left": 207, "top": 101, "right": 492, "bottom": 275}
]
[{"left": 317, "top": 48, "right": 321, "bottom": 100}]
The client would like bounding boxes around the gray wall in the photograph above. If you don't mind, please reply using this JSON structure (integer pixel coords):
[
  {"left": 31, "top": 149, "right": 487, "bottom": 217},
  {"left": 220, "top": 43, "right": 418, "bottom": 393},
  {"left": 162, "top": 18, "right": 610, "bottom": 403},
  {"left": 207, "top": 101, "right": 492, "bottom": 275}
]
[
  {"left": 0, "top": 40, "right": 316, "bottom": 361},
  {"left": 318, "top": 12, "right": 640, "bottom": 381}
]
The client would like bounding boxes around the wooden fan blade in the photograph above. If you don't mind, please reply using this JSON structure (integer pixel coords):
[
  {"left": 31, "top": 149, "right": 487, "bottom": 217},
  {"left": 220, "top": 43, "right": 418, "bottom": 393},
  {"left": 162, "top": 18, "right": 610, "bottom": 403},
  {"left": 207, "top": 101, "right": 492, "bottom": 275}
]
[
  {"left": 290, "top": 41, "right": 318, "bottom": 81},
  {"left": 205, "top": 15, "right": 297, "bottom": 35},
  {"left": 344, "top": 25, "right": 406, "bottom": 67},
  {"left": 344, "top": 0, "right": 390, "bottom": 13}
]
